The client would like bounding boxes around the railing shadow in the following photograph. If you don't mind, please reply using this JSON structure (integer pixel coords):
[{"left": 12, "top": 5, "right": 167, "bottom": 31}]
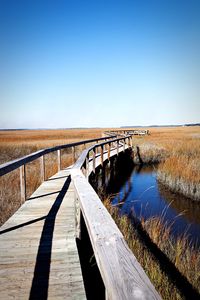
[
  {"left": 136, "top": 146, "right": 143, "bottom": 164},
  {"left": 0, "top": 216, "right": 46, "bottom": 235},
  {"left": 130, "top": 215, "right": 200, "bottom": 299},
  {"left": 29, "top": 176, "right": 71, "bottom": 300}
]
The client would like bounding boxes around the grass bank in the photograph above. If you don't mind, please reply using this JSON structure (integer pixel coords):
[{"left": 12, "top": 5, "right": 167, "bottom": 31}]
[
  {"left": 132, "top": 126, "right": 200, "bottom": 200},
  {"left": 104, "top": 198, "right": 200, "bottom": 300}
]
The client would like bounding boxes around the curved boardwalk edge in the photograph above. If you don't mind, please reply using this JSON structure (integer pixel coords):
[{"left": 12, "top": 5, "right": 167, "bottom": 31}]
[
  {"left": 71, "top": 140, "right": 161, "bottom": 300},
  {"left": 0, "top": 131, "right": 159, "bottom": 299}
]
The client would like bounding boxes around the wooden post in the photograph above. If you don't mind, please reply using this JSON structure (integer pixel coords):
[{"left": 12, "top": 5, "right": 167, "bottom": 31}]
[
  {"left": 72, "top": 146, "right": 76, "bottom": 164},
  {"left": 20, "top": 164, "right": 26, "bottom": 203},
  {"left": 57, "top": 149, "right": 61, "bottom": 171},
  {"left": 101, "top": 145, "right": 104, "bottom": 166},
  {"left": 117, "top": 141, "right": 119, "bottom": 155},
  {"left": 40, "top": 155, "right": 45, "bottom": 182},
  {"left": 108, "top": 142, "right": 111, "bottom": 160},
  {"left": 125, "top": 137, "right": 127, "bottom": 148},
  {"left": 86, "top": 153, "right": 89, "bottom": 178},
  {"left": 131, "top": 135, "right": 134, "bottom": 147},
  {"left": 93, "top": 147, "right": 96, "bottom": 173}
]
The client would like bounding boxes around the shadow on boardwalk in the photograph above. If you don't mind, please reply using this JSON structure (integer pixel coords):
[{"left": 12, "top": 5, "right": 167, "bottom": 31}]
[{"left": 29, "top": 176, "right": 71, "bottom": 300}]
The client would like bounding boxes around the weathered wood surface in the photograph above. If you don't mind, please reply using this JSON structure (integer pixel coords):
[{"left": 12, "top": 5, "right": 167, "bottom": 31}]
[
  {"left": 71, "top": 142, "right": 162, "bottom": 300},
  {"left": 0, "top": 134, "right": 160, "bottom": 300},
  {"left": 0, "top": 168, "right": 86, "bottom": 300}
]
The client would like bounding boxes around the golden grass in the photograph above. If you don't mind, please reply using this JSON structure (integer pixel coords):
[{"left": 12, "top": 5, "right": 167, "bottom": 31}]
[
  {"left": 104, "top": 197, "right": 200, "bottom": 299},
  {"left": 133, "top": 126, "right": 200, "bottom": 200},
  {"left": 0, "top": 128, "right": 104, "bottom": 164},
  {"left": 1, "top": 126, "right": 200, "bottom": 297},
  {"left": 0, "top": 128, "right": 104, "bottom": 225},
  {"left": 142, "top": 216, "right": 200, "bottom": 292},
  {"left": 1, "top": 125, "right": 199, "bottom": 223}
]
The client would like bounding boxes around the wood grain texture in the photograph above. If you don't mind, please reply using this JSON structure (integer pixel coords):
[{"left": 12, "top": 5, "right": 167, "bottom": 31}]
[
  {"left": 0, "top": 168, "right": 86, "bottom": 300},
  {"left": 0, "top": 133, "right": 156, "bottom": 300},
  {"left": 20, "top": 164, "right": 26, "bottom": 204},
  {"left": 71, "top": 138, "right": 162, "bottom": 300}
]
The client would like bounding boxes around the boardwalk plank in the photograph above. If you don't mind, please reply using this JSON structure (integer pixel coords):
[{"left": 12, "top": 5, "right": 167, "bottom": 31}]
[{"left": 0, "top": 168, "right": 86, "bottom": 300}]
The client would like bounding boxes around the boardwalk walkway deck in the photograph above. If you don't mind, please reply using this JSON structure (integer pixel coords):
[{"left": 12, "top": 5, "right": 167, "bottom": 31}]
[
  {"left": 0, "top": 133, "right": 161, "bottom": 300},
  {"left": 0, "top": 167, "right": 86, "bottom": 300}
]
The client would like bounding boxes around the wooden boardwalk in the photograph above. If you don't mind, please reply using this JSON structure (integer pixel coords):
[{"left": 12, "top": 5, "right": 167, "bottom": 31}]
[
  {"left": 0, "top": 168, "right": 86, "bottom": 300},
  {"left": 0, "top": 132, "right": 161, "bottom": 300}
]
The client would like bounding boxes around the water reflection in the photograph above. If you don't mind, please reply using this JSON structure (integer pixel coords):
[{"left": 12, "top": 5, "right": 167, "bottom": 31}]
[{"left": 95, "top": 163, "right": 200, "bottom": 247}]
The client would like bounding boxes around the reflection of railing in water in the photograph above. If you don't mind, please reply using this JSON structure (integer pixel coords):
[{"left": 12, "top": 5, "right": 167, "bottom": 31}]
[{"left": 114, "top": 177, "right": 132, "bottom": 207}]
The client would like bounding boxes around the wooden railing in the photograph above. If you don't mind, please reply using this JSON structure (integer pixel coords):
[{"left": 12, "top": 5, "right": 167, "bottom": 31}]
[
  {"left": 0, "top": 132, "right": 160, "bottom": 299},
  {"left": 71, "top": 135, "right": 161, "bottom": 300},
  {"left": 0, "top": 135, "right": 116, "bottom": 202}
]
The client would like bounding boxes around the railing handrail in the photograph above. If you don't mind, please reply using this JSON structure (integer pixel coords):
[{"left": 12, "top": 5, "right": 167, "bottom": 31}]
[
  {"left": 71, "top": 135, "right": 161, "bottom": 300},
  {"left": 73, "top": 135, "right": 132, "bottom": 170},
  {"left": 0, "top": 135, "right": 117, "bottom": 176}
]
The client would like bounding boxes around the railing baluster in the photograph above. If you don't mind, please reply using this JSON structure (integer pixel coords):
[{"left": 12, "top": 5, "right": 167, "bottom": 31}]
[
  {"left": 108, "top": 142, "right": 111, "bottom": 160},
  {"left": 131, "top": 135, "right": 133, "bottom": 147},
  {"left": 57, "top": 149, "right": 61, "bottom": 171},
  {"left": 123, "top": 138, "right": 125, "bottom": 151},
  {"left": 20, "top": 164, "right": 26, "bottom": 203},
  {"left": 117, "top": 141, "right": 119, "bottom": 155},
  {"left": 40, "top": 155, "right": 45, "bottom": 182},
  {"left": 86, "top": 153, "right": 89, "bottom": 178},
  {"left": 72, "top": 146, "right": 76, "bottom": 164},
  {"left": 101, "top": 145, "right": 104, "bottom": 166},
  {"left": 93, "top": 147, "right": 96, "bottom": 173}
]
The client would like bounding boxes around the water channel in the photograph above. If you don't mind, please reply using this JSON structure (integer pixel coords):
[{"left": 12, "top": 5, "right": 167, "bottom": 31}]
[{"left": 91, "top": 155, "right": 200, "bottom": 247}]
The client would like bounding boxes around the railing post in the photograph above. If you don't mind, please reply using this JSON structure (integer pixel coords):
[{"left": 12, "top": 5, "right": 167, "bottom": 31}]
[
  {"left": 20, "top": 164, "right": 26, "bottom": 203},
  {"left": 108, "top": 142, "right": 111, "bottom": 160},
  {"left": 123, "top": 138, "right": 125, "bottom": 152},
  {"left": 127, "top": 137, "right": 130, "bottom": 147},
  {"left": 117, "top": 140, "right": 119, "bottom": 155},
  {"left": 86, "top": 153, "right": 89, "bottom": 178},
  {"left": 130, "top": 135, "right": 133, "bottom": 147},
  {"left": 101, "top": 145, "right": 104, "bottom": 166},
  {"left": 93, "top": 147, "right": 96, "bottom": 173},
  {"left": 40, "top": 155, "right": 45, "bottom": 182},
  {"left": 57, "top": 149, "right": 61, "bottom": 171},
  {"left": 72, "top": 146, "right": 76, "bottom": 164}
]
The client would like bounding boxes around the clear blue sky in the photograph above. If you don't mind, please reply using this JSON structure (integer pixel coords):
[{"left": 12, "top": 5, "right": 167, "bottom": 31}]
[{"left": 0, "top": 0, "right": 199, "bottom": 128}]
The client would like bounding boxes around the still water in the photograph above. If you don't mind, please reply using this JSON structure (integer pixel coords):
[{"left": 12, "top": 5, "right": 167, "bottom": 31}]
[{"left": 93, "top": 161, "right": 200, "bottom": 247}]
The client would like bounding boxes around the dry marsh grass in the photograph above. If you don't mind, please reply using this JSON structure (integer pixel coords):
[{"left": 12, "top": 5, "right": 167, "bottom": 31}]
[
  {"left": 1, "top": 126, "right": 199, "bottom": 223},
  {"left": 0, "top": 129, "right": 103, "bottom": 164},
  {"left": 0, "top": 128, "right": 104, "bottom": 225},
  {"left": 104, "top": 197, "right": 200, "bottom": 299},
  {"left": 133, "top": 126, "right": 200, "bottom": 200}
]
